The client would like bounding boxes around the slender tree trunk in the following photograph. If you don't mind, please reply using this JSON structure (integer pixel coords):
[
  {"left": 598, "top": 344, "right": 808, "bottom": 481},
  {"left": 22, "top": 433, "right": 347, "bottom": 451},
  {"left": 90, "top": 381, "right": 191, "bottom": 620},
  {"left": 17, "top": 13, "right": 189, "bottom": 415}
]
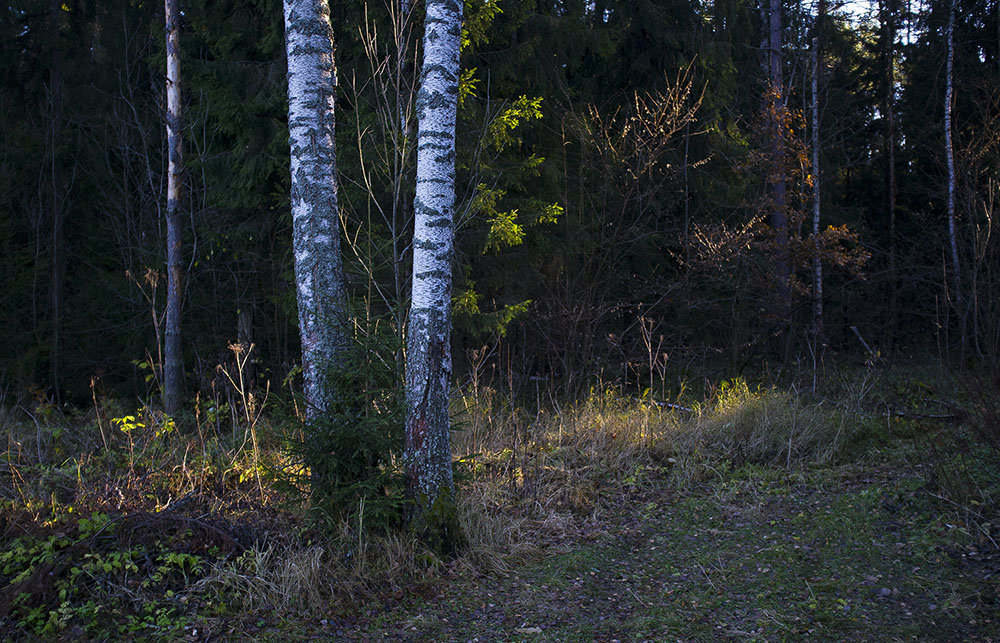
[
  {"left": 394, "top": 0, "right": 416, "bottom": 379},
  {"left": 810, "top": 31, "right": 823, "bottom": 345},
  {"left": 945, "top": 0, "right": 960, "bottom": 302},
  {"left": 759, "top": 1, "right": 769, "bottom": 82},
  {"left": 283, "top": 0, "right": 350, "bottom": 420},
  {"left": 683, "top": 121, "right": 691, "bottom": 261},
  {"left": 768, "top": 0, "right": 791, "bottom": 354},
  {"left": 163, "top": 0, "right": 184, "bottom": 416},
  {"left": 48, "top": 0, "right": 64, "bottom": 403},
  {"left": 944, "top": 0, "right": 965, "bottom": 358},
  {"left": 883, "top": 0, "right": 900, "bottom": 351},
  {"left": 404, "top": 0, "right": 463, "bottom": 547},
  {"left": 810, "top": 0, "right": 826, "bottom": 352}
]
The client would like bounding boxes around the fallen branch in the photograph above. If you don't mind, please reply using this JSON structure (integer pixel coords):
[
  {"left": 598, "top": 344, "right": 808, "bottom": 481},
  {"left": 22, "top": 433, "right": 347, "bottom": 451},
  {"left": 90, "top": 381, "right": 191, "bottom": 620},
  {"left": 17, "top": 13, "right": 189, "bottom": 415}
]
[
  {"left": 850, "top": 326, "right": 879, "bottom": 363},
  {"left": 632, "top": 398, "right": 695, "bottom": 413},
  {"left": 892, "top": 411, "right": 963, "bottom": 422}
]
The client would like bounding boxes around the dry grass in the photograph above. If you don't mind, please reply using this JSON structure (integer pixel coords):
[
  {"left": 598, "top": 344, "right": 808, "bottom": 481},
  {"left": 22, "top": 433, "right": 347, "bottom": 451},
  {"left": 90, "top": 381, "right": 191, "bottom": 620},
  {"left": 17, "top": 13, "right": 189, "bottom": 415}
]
[
  {"left": 677, "top": 380, "right": 851, "bottom": 467},
  {"left": 454, "top": 379, "right": 860, "bottom": 518},
  {"left": 2, "top": 377, "right": 871, "bottom": 632},
  {"left": 191, "top": 480, "right": 545, "bottom": 616},
  {"left": 191, "top": 542, "right": 328, "bottom": 612}
]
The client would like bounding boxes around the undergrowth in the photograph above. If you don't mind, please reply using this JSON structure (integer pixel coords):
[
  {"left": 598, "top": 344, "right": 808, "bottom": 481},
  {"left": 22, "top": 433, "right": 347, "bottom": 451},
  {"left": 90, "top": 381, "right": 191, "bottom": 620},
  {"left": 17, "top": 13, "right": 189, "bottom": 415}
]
[
  {"left": 453, "top": 378, "right": 872, "bottom": 519},
  {"left": 2, "top": 367, "right": 995, "bottom": 638}
]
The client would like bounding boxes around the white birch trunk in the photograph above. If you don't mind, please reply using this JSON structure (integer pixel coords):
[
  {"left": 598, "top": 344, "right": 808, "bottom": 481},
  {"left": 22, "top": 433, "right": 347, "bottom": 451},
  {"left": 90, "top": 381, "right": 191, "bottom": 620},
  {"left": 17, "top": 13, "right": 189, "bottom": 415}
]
[
  {"left": 404, "top": 0, "right": 462, "bottom": 521},
  {"left": 163, "top": 0, "right": 184, "bottom": 416},
  {"left": 811, "top": 33, "right": 823, "bottom": 338},
  {"left": 945, "top": 0, "right": 961, "bottom": 305},
  {"left": 283, "top": 0, "right": 349, "bottom": 418}
]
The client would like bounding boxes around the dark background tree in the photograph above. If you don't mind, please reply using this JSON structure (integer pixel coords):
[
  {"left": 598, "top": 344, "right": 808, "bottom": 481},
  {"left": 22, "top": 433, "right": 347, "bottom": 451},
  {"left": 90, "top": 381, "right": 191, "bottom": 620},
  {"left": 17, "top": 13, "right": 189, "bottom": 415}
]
[{"left": 1, "top": 0, "right": 998, "bottom": 408}]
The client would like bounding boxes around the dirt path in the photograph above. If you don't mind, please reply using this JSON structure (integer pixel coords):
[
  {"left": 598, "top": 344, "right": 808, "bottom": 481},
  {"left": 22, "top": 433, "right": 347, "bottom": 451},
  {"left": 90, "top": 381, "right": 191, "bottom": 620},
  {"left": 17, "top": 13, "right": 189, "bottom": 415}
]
[{"left": 341, "top": 458, "right": 998, "bottom": 641}]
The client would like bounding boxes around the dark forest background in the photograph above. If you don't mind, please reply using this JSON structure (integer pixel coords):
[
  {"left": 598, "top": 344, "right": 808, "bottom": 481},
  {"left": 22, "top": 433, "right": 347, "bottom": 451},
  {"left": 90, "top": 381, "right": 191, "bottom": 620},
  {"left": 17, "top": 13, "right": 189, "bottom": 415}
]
[{"left": 2, "top": 0, "right": 998, "bottom": 406}]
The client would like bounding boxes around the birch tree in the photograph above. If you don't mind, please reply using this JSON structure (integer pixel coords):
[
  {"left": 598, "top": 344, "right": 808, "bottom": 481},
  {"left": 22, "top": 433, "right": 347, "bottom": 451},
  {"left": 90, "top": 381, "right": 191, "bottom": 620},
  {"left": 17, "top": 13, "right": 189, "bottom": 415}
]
[
  {"left": 944, "top": 0, "right": 961, "bottom": 306},
  {"left": 943, "top": 0, "right": 968, "bottom": 358},
  {"left": 404, "top": 0, "right": 463, "bottom": 545},
  {"left": 163, "top": 0, "right": 184, "bottom": 416},
  {"left": 283, "top": 0, "right": 350, "bottom": 419},
  {"left": 810, "top": 0, "right": 826, "bottom": 348}
]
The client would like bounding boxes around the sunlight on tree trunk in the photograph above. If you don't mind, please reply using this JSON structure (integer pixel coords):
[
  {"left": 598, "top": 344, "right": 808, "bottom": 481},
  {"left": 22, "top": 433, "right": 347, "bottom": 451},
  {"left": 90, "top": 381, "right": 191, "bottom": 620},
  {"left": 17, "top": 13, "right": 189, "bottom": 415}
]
[
  {"left": 283, "top": 0, "right": 350, "bottom": 423},
  {"left": 404, "top": 0, "right": 463, "bottom": 550}
]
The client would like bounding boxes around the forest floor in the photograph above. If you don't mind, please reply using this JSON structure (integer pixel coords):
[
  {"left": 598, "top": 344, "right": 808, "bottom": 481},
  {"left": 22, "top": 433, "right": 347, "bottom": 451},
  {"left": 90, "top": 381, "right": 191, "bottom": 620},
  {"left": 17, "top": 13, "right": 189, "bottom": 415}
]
[
  {"left": 312, "top": 444, "right": 1000, "bottom": 641},
  {"left": 3, "top": 369, "right": 1000, "bottom": 640}
]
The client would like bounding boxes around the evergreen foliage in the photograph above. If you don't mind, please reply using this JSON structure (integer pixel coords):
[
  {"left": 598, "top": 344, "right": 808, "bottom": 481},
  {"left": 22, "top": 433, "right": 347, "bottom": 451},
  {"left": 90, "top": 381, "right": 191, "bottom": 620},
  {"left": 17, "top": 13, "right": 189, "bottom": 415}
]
[
  {"left": 0, "top": 0, "right": 997, "bottom": 410},
  {"left": 279, "top": 330, "right": 406, "bottom": 529}
]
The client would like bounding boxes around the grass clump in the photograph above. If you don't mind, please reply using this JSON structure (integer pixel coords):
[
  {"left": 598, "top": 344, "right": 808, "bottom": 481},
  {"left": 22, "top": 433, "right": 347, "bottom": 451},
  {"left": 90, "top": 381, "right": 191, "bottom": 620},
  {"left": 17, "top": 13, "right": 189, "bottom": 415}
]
[
  {"left": 675, "top": 379, "right": 856, "bottom": 469},
  {"left": 453, "top": 378, "right": 870, "bottom": 522}
]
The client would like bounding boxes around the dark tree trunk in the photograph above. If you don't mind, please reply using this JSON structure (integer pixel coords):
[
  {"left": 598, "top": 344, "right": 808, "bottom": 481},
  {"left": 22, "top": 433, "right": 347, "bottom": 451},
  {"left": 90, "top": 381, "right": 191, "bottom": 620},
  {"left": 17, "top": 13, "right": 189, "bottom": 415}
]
[
  {"left": 768, "top": 0, "right": 791, "bottom": 356},
  {"left": 882, "top": 0, "right": 900, "bottom": 352},
  {"left": 48, "top": 0, "right": 64, "bottom": 403}
]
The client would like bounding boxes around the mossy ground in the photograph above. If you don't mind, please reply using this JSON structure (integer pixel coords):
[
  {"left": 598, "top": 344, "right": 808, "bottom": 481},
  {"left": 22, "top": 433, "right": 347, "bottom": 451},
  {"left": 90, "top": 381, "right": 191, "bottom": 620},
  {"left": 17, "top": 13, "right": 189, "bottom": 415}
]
[
  {"left": 336, "top": 447, "right": 998, "bottom": 640},
  {"left": 3, "top": 368, "right": 999, "bottom": 640},
  {"left": 3, "top": 447, "right": 996, "bottom": 640}
]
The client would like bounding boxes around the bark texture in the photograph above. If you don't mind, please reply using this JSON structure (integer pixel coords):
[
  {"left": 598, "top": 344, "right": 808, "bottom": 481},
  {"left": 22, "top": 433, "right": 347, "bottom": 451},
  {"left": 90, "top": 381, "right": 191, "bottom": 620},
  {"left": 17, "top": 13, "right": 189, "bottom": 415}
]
[
  {"left": 163, "top": 0, "right": 184, "bottom": 416},
  {"left": 944, "top": 0, "right": 961, "bottom": 305},
  {"left": 283, "top": 0, "right": 350, "bottom": 418},
  {"left": 404, "top": 0, "right": 462, "bottom": 537},
  {"left": 810, "top": 0, "right": 826, "bottom": 344}
]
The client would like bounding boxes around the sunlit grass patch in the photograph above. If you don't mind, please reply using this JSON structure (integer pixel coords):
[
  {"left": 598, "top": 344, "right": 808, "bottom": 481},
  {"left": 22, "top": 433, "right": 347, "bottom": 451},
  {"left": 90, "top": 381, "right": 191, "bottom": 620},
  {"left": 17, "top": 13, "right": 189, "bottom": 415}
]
[
  {"left": 676, "top": 379, "right": 858, "bottom": 469},
  {"left": 453, "top": 378, "right": 872, "bottom": 519}
]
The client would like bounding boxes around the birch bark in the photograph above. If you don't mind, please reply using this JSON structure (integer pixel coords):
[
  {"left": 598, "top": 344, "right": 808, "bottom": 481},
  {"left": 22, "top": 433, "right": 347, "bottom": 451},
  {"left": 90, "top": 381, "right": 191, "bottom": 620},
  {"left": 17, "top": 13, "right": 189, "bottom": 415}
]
[
  {"left": 404, "top": 0, "right": 462, "bottom": 534},
  {"left": 283, "top": 0, "right": 350, "bottom": 419},
  {"left": 163, "top": 0, "right": 184, "bottom": 416},
  {"left": 810, "top": 0, "right": 826, "bottom": 345},
  {"left": 945, "top": 0, "right": 961, "bottom": 306},
  {"left": 811, "top": 34, "right": 822, "bottom": 340}
]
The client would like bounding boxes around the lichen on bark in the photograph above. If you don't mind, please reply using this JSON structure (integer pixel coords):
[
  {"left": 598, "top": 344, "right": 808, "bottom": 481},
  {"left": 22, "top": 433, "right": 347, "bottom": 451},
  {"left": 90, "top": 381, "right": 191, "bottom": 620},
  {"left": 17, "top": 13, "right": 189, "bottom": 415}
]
[
  {"left": 404, "top": 0, "right": 464, "bottom": 551},
  {"left": 282, "top": 0, "right": 349, "bottom": 421}
]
